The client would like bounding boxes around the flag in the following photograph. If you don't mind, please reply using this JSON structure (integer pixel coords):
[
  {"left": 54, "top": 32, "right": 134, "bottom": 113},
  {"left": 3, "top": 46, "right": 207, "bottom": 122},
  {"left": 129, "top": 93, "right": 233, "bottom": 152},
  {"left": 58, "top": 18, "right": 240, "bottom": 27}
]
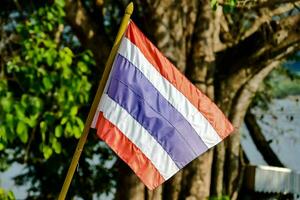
[{"left": 91, "top": 21, "right": 234, "bottom": 190}]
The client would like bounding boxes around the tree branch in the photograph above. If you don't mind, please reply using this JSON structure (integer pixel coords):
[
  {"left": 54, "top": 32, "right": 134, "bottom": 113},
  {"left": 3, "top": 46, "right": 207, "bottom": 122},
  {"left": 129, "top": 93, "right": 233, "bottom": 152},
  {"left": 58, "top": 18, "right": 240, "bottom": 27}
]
[
  {"left": 225, "top": 59, "right": 280, "bottom": 197},
  {"left": 218, "top": 12, "right": 300, "bottom": 85},
  {"left": 216, "top": 1, "right": 300, "bottom": 52},
  {"left": 239, "top": 3, "right": 297, "bottom": 41},
  {"left": 245, "top": 110, "right": 284, "bottom": 167}
]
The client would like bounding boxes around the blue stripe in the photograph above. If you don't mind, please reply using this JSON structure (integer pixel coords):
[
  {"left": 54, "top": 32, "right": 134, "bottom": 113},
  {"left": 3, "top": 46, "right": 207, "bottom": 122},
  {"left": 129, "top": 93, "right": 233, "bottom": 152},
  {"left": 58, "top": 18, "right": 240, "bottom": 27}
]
[{"left": 106, "top": 54, "right": 208, "bottom": 168}]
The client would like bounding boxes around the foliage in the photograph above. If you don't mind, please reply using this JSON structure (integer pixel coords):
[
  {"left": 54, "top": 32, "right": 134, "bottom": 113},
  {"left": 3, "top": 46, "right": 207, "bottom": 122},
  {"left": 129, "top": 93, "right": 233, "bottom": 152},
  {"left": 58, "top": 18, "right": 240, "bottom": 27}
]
[
  {"left": 0, "top": 188, "right": 15, "bottom": 200},
  {"left": 253, "top": 66, "right": 300, "bottom": 110},
  {"left": 0, "top": 0, "right": 115, "bottom": 198},
  {"left": 1, "top": 0, "right": 93, "bottom": 161},
  {"left": 211, "top": 0, "right": 237, "bottom": 11}
]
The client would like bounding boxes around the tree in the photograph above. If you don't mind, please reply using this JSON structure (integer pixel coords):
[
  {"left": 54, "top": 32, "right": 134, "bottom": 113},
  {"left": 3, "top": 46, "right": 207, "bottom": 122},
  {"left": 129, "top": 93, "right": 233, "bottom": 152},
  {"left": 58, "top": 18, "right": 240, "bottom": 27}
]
[
  {"left": 0, "top": 1, "right": 114, "bottom": 199},
  {"left": 1, "top": 0, "right": 300, "bottom": 199}
]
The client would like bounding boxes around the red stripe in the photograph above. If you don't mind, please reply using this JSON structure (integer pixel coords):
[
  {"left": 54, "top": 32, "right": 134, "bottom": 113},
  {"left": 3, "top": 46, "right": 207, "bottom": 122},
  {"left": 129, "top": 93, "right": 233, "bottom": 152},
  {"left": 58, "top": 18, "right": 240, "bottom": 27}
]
[
  {"left": 96, "top": 112, "right": 165, "bottom": 190},
  {"left": 125, "top": 21, "right": 234, "bottom": 139}
]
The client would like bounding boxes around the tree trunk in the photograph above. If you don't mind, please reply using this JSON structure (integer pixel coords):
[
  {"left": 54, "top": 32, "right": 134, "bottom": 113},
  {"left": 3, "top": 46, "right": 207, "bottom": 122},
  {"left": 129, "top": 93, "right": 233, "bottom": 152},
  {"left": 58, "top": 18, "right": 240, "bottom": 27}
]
[{"left": 115, "top": 162, "right": 145, "bottom": 200}]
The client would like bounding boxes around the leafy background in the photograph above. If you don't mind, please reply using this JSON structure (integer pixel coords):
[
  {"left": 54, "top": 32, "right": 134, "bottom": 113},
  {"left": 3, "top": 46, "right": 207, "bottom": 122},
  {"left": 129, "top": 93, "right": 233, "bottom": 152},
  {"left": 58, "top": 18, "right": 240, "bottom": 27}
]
[{"left": 1, "top": 0, "right": 115, "bottom": 199}]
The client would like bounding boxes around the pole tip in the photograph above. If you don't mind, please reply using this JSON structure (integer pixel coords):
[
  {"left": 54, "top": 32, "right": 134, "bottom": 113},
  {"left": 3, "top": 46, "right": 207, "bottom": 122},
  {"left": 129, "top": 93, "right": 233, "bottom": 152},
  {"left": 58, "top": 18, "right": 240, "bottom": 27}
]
[{"left": 125, "top": 2, "right": 134, "bottom": 15}]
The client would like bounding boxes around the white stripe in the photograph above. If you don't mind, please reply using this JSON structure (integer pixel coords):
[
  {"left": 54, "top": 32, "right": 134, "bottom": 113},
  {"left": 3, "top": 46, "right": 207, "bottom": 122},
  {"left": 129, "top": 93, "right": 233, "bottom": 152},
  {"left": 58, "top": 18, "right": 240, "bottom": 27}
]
[
  {"left": 118, "top": 38, "right": 222, "bottom": 148},
  {"left": 99, "top": 94, "right": 179, "bottom": 180}
]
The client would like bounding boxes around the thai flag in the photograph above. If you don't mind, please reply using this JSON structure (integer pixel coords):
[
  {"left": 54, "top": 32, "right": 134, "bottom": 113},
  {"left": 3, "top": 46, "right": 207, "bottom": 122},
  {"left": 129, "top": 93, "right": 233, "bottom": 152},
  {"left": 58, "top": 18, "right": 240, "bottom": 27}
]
[{"left": 91, "top": 21, "right": 234, "bottom": 190}]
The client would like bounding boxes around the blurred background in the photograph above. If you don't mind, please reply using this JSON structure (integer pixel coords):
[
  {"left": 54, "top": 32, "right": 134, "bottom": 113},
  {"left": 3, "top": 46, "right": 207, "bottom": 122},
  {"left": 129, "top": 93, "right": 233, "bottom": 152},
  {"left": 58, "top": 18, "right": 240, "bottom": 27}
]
[{"left": 0, "top": 0, "right": 299, "bottom": 199}]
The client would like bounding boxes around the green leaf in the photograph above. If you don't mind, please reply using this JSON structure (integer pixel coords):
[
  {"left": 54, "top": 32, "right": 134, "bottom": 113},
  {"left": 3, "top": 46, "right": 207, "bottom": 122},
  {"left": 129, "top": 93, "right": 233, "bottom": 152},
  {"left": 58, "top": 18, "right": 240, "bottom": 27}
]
[
  {"left": 47, "top": 23, "right": 53, "bottom": 31},
  {"left": 42, "top": 145, "right": 53, "bottom": 159},
  {"left": 75, "top": 117, "right": 84, "bottom": 131},
  {"left": 15, "top": 104, "right": 25, "bottom": 118},
  {"left": 65, "top": 56, "right": 72, "bottom": 66},
  {"left": 70, "top": 106, "right": 78, "bottom": 116},
  {"left": 55, "top": 0, "right": 65, "bottom": 8},
  {"left": 19, "top": 132, "right": 28, "bottom": 144},
  {"left": 73, "top": 125, "right": 81, "bottom": 139},
  {"left": 55, "top": 125, "right": 63, "bottom": 137},
  {"left": 77, "top": 61, "right": 88, "bottom": 73},
  {"left": 1, "top": 97, "right": 12, "bottom": 112},
  {"left": 45, "top": 53, "right": 54, "bottom": 66},
  {"left": 210, "top": 0, "right": 218, "bottom": 10},
  {"left": 61, "top": 117, "right": 68, "bottom": 125},
  {"left": 52, "top": 140, "right": 61, "bottom": 154},
  {"left": 42, "top": 77, "right": 53, "bottom": 90},
  {"left": 0, "top": 189, "right": 15, "bottom": 200},
  {"left": 0, "top": 143, "right": 4, "bottom": 151},
  {"left": 16, "top": 121, "right": 28, "bottom": 143},
  {"left": 40, "top": 121, "right": 47, "bottom": 132},
  {"left": 5, "top": 114, "right": 14, "bottom": 131},
  {"left": 63, "top": 47, "right": 73, "bottom": 57},
  {"left": 40, "top": 121, "right": 47, "bottom": 142},
  {"left": 31, "top": 97, "right": 43, "bottom": 112},
  {"left": 62, "top": 67, "right": 71, "bottom": 78},
  {"left": 82, "top": 54, "right": 90, "bottom": 62},
  {"left": 20, "top": 94, "right": 29, "bottom": 107},
  {"left": 65, "top": 122, "right": 72, "bottom": 137},
  {"left": 47, "top": 12, "right": 54, "bottom": 20},
  {"left": 23, "top": 117, "right": 37, "bottom": 128},
  {"left": 0, "top": 127, "right": 7, "bottom": 141},
  {"left": 7, "top": 191, "right": 15, "bottom": 200},
  {"left": 37, "top": 68, "right": 47, "bottom": 76},
  {"left": 229, "top": 0, "right": 237, "bottom": 6},
  {"left": 6, "top": 61, "right": 19, "bottom": 73},
  {"left": 67, "top": 91, "right": 75, "bottom": 102}
]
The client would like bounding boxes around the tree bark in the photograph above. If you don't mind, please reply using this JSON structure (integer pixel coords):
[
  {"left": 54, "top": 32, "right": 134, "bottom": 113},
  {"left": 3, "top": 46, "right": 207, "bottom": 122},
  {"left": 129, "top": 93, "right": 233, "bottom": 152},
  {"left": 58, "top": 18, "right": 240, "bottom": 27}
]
[
  {"left": 64, "top": 0, "right": 110, "bottom": 69},
  {"left": 115, "top": 162, "right": 145, "bottom": 200},
  {"left": 182, "top": 150, "right": 214, "bottom": 200},
  {"left": 181, "top": 1, "right": 217, "bottom": 199}
]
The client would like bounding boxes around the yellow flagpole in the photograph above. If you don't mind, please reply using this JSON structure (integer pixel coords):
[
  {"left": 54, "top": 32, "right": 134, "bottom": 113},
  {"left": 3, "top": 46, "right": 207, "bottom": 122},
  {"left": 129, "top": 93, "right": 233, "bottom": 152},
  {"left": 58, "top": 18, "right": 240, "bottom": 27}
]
[{"left": 58, "top": 2, "right": 134, "bottom": 199}]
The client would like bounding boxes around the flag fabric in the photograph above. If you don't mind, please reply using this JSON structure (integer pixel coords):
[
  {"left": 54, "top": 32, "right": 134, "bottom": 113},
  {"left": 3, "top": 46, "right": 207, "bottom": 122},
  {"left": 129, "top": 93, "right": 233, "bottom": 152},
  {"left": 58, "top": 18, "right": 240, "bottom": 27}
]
[{"left": 91, "top": 21, "right": 234, "bottom": 190}]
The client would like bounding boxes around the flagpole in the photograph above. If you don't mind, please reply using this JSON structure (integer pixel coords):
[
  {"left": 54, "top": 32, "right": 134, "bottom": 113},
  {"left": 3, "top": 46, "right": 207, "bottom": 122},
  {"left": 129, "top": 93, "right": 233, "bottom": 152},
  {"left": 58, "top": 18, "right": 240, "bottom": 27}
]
[{"left": 58, "top": 2, "right": 134, "bottom": 199}]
